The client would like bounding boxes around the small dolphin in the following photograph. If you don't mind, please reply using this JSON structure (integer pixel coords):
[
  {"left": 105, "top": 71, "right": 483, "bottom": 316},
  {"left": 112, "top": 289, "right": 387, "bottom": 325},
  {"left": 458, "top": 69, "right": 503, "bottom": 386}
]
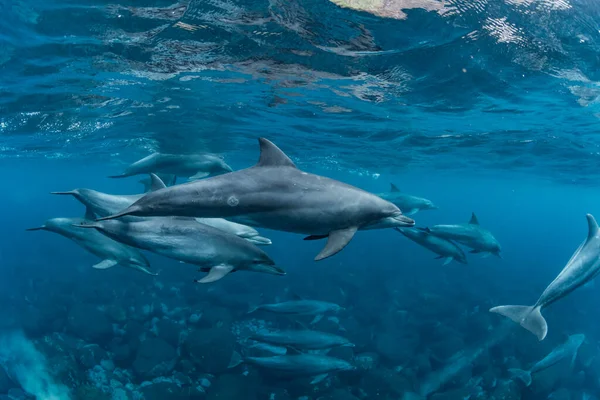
[
  {"left": 248, "top": 299, "right": 343, "bottom": 325},
  {"left": 422, "top": 213, "right": 501, "bottom": 258},
  {"left": 396, "top": 227, "right": 467, "bottom": 265},
  {"left": 490, "top": 215, "right": 600, "bottom": 340},
  {"left": 196, "top": 218, "right": 272, "bottom": 246},
  {"left": 139, "top": 174, "right": 177, "bottom": 192},
  {"left": 51, "top": 189, "right": 143, "bottom": 218},
  {"left": 26, "top": 216, "right": 156, "bottom": 276},
  {"left": 508, "top": 333, "right": 585, "bottom": 386},
  {"left": 98, "top": 138, "right": 415, "bottom": 261},
  {"left": 78, "top": 216, "right": 284, "bottom": 283},
  {"left": 379, "top": 184, "right": 437, "bottom": 216},
  {"left": 243, "top": 354, "right": 355, "bottom": 383},
  {"left": 109, "top": 152, "right": 233, "bottom": 180},
  {"left": 249, "top": 330, "right": 353, "bottom": 350}
]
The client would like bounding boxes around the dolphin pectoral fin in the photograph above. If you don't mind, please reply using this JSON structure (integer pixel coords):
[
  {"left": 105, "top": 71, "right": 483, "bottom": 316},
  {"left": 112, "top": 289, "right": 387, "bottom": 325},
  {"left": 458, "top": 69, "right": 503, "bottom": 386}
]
[
  {"left": 442, "top": 257, "right": 452, "bottom": 266},
  {"left": 195, "top": 264, "right": 235, "bottom": 283},
  {"left": 481, "top": 253, "right": 491, "bottom": 259},
  {"left": 417, "top": 227, "right": 431, "bottom": 233},
  {"left": 509, "top": 368, "right": 532, "bottom": 387},
  {"left": 434, "top": 256, "right": 444, "bottom": 259},
  {"left": 93, "top": 259, "right": 118, "bottom": 270},
  {"left": 286, "top": 346, "right": 303, "bottom": 355},
  {"left": 469, "top": 249, "right": 481, "bottom": 254},
  {"left": 149, "top": 173, "right": 167, "bottom": 191},
  {"left": 84, "top": 206, "right": 96, "bottom": 221},
  {"left": 189, "top": 172, "right": 209, "bottom": 180},
  {"left": 310, "top": 314, "right": 324, "bottom": 325},
  {"left": 404, "top": 209, "right": 418, "bottom": 216},
  {"left": 314, "top": 227, "right": 358, "bottom": 261},
  {"left": 227, "top": 351, "right": 243, "bottom": 369},
  {"left": 310, "top": 374, "right": 329, "bottom": 385},
  {"left": 304, "top": 235, "right": 329, "bottom": 241}
]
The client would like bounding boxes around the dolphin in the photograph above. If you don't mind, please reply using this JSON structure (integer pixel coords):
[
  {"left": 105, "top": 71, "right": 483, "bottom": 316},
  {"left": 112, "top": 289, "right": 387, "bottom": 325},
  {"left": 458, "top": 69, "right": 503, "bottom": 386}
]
[
  {"left": 139, "top": 174, "right": 177, "bottom": 192},
  {"left": 508, "top": 333, "right": 585, "bottom": 386},
  {"left": 196, "top": 218, "right": 272, "bottom": 246},
  {"left": 490, "top": 215, "right": 600, "bottom": 341},
  {"left": 243, "top": 354, "right": 355, "bottom": 384},
  {"left": 51, "top": 189, "right": 143, "bottom": 218},
  {"left": 422, "top": 213, "right": 501, "bottom": 258},
  {"left": 26, "top": 216, "right": 156, "bottom": 276},
  {"left": 108, "top": 152, "right": 233, "bottom": 180},
  {"left": 77, "top": 216, "right": 284, "bottom": 283},
  {"left": 379, "top": 184, "right": 437, "bottom": 216},
  {"left": 396, "top": 227, "right": 467, "bottom": 265},
  {"left": 248, "top": 330, "right": 354, "bottom": 350},
  {"left": 248, "top": 299, "right": 343, "bottom": 325},
  {"left": 97, "top": 138, "right": 415, "bottom": 261}
]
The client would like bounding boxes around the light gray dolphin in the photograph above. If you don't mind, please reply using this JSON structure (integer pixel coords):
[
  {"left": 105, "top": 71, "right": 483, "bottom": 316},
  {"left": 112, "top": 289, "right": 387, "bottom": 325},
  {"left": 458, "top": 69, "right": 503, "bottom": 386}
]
[
  {"left": 248, "top": 299, "right": 343, "bottom": 325},
  {"left": 98, "top": 138, "right": 415, "bottom": 261},
  {"left": 196, "top": 218, "right": 272, "bottom": 246},
  {"left": 26, "top": 216, "right": 156, "bottom": 276},
  {"left": 109, "top": 152, "right": 233, "bottom": 180},
  {"left": 422, "top": 213, "right": 501, "bottom": 258},
  {"left": 51, "top": 189, "right": 143, "bottom": 218},
  {"left": 379, "top": 183, "right": 437, "bottom": 216},
  {"left": 396, "top": 227, "right": 467, "bottom": 265},
  {"left": 243, "top": 354, "right": 355, "bottom": 384},
  {"left": 490, "top": 214, "right": 600, "bottom": 341},
  {"left": 508, "top": 333, "right": 585, "bottom": 386},
  {"left": 77, "top": 216, "right": 284, "bottom": 283},
  {"left": 249, "top": 330, "right": 354, "bottom": 350}
]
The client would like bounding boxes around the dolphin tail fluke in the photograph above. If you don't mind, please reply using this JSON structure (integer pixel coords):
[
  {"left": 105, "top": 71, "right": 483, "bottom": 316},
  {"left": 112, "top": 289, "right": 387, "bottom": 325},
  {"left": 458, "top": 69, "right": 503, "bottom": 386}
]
[
  {"left": 489, "top": 305, "right": 547, "bottom": 341},
  {"left": 508, "top": 368, "right": 532, "bottom": 387}
]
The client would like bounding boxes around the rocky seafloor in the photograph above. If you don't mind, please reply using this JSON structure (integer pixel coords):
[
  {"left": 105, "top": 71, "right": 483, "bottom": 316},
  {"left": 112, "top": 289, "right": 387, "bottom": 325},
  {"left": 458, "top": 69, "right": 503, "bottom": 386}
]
[{"left": 1, "top": 259, "right": 599, "bottom": 400}]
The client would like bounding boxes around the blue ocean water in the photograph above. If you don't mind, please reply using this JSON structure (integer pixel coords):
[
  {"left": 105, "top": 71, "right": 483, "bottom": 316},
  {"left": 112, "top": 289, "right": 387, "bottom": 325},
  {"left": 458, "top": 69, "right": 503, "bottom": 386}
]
[{"left": 3, "top": 0, "right": 600, "bottom": 399}]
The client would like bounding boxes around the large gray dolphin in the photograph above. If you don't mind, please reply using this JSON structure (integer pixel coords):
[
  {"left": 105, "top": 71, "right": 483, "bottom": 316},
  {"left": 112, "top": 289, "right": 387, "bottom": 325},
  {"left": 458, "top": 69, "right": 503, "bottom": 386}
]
[
  {"left": 508, "top": 333, "right": 585, "bottom": 386},
  {"left": 396, "top": 227, "right": 467, "bottom": 265},
  {"left": 196, "top": 218, "right": 272, "bottom": 246},
  {"left": 98, "top": 138, "right": 415, "bottom": 261},
  {"left": 26, "top": 216, "right": 156, "bottom": 276},
  {"left": 490, "top": 214, "right": 600, "bottom": 340},
  {"left": 77, "top": 216, "right": 284, "bottom": 283},
  {"left": 422, "top": 213, "right": 501, "bottom": 258},
  {"left": 379, "top": 184, "right": 437, "bottom": 216},
  {"left": 249, "top": 329, "right": 354, "bottom": 350},
  {"left": 109, "top": 152, "right": 233, "bottom": 180}
]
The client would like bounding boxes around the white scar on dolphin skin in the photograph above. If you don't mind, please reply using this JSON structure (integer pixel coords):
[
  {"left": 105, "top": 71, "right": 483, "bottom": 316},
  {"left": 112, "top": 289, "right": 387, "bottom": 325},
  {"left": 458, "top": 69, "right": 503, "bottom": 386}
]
[
  {"left": 490, "top": 214, "right": 600, "bottom": 341},
  {"left": 108, "top": 152, "right": 233, "bottom": 180},
  {"left": 98, "top": 138, "right": 415, "bottom": 261},
  {"left": 26, "top": 215, "right": 157, "bottom": 276}
]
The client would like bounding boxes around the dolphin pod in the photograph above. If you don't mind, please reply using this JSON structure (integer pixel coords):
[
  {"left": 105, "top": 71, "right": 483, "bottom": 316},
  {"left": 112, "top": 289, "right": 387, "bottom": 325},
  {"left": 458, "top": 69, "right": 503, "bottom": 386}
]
[
  {"left": 26, "top": 215, "right": 156, "bottom": 276},
  {"left": 109, "top": 152, "right": 233, "bottom": 180},
  {"left": 490, "top": 214, "right": 600, "bottom": 340},
  {"left": 97, "top": 138, "right": 415, "bottom": 261},
  {"left": 77, "top": 216, "right": 283, "bottom": 283}
]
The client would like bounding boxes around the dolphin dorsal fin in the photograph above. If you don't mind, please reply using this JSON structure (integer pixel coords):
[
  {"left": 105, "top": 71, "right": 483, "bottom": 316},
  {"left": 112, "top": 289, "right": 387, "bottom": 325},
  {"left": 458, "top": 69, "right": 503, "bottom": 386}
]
[
  {"left": 256, "top": 138, "right": 296, "bottom": 168},
  {"left": 390, "top": 183, "right": 401, "bottom": 193},
  {"left": 149, "top": 173, "right": 167, "bottom": 191},
  {"left": 84, "top": 206, "right": 96, "bottom": 221},
  {"left": 587, "top": 214, "right": 599, "bottom": 240},
  {"left": 469, "top": 213, "right": 479, "bottom": 225}
]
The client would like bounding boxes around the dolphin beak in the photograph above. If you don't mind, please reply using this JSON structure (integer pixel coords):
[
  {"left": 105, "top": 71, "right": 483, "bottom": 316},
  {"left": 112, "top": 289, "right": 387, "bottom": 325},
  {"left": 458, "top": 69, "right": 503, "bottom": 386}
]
[
  {"left": 26, "top": 226, "right": 46, "bottom": 231},
  {"left": 247, "top": 236, "right": 272, "bottom": 245},
  {"left": 395, "top": 214, "right": 415, "bottom": 227}
]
